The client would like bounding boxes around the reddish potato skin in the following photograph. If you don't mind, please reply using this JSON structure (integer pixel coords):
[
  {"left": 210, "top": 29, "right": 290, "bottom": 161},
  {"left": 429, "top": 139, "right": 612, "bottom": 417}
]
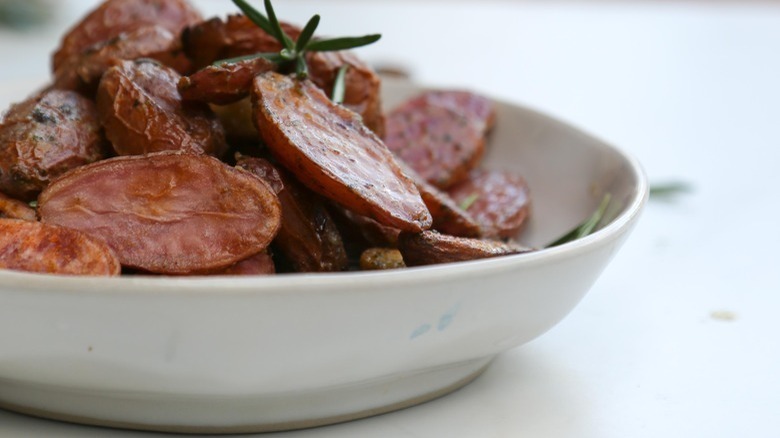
[
  {"left": 0, "top": 192, "right": 36, "bottom": 221},
  {"left": 209, "top": 251, "right": 275, "bottom": 276},
  {"left": 181, "top": 15, "right": 289, "bottom": 70},
  {"left": 252, "top": 72, "right": 431, "bottom": 233},
  {"left": 52, "top": 0, "right": 202, "bottom": 72},
  {"left": 178, "top": 57, "right": 277, "bottom": 105},
  {"left": 236, "top": 156, "right": 348, "bottom": 273},
  {"left": 384, "top": 90, "right": 496, "bottom": 189},
  {"left": 418, "top": 179, "right": 482, "bottom": 238},
  {"left": 306, "top": 50, "right": 385, "bottom": 136},
  {"left": 0, "top": 218, "right": 120, "bottom": 276},
  {"left": 395, "top": 161, "right": 481, "bottom": 238},
  {"left": 336, "top": 207, "right": 401, "bottom": 248},
  {"left": 415, "top": 90, "right": 496, "bottom": 132},
  {"left": 96, "top": 59, "right": 227, "bottom": 157},
  {"left": 54, "top": 26, "right": 190, "bottom": 95},
  {"left": 398, "top": 231, "right": 531, "bottom": 267},
  {"left": 447, "top": 169, "right": 531, "bottom": 239},
  {"left": 38, "top": 152, "right": 282, "bottom": 275},
  {"left": 0, "top": 89, "right": 106, "bottom": 201},
  {"left": 182, "top": 16, "right": 384, "bottom": 134}
]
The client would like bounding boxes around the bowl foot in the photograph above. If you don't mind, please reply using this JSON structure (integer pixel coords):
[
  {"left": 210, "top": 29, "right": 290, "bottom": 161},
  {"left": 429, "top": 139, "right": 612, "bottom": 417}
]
[{"left": 0, "top": 356, "right": 493, "bottom": 434}]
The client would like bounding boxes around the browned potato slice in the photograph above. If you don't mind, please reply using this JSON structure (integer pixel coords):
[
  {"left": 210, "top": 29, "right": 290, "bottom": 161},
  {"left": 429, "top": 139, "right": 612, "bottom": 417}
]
[
  {"left": 447, "top": 169, "right": 531, "bottom": 239},
  {"left": 53, "top": 0, "right": 201, "bottom": 72},
  {"left": 236, "top": 155, "right": 348, "bottom": 273},
  {"left": 306, "top": 50, "right": 385, "bottom": 136},
  {"left": 384, "top": 90, "right": 496, "bottom": 189},
  {"left": 395, "top": 161, "right": 481, "bottom": 238},
  {"left": 0, "top": 192, "right": 36, "bottom": 221},
  {"left": 39, "top": 152, "right": 281, "bottom": 275},
  {"left": 96, "top": 59, "right": 227, "bottom": 157},
  {"left": 398, "top": 230, "right": 531, "bottom": 267},
  {"left": 332, "top": 206, "right": 401, "bottom": 249},
  {"left": 0, "top": 218, "right": 120, "bottom": 276},
  {"left": 182, "top": 15, "right": 384, "bottom": 134},
  {"left": 0, "top": 89, "right": 106, "bottom": 201},
  {"left": 252, "top": 72, "right": 431, "bottom": 232},
  {"left": 179, "top": 57, "right": 277, "bottom": 105},
  {"left": 359, "top": 248, "right": 405, "bottom": 271},
  {"left": 209, "top": 251, "right": 276, "bottom": 276},
  {"left": 54, "top": 26, "right": 190, "bottom": 95},
  {"left": 181, "top": 15, "right": 290, "bottom": 70},
  {"left": 417, "top": 90, "right": 496, "bottom": 132}
]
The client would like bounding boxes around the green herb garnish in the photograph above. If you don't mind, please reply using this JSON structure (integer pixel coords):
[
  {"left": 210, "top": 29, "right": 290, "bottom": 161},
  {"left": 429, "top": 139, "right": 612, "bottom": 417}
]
[
  {"left": 458, "top": 193, "right": 480, "bottom": 211},
  {"left": 228, "top": 0, "right": 381, "bottom": 80},
  {"left": 546, "top": 193, "right": 612, "bottom": 248},
  {"left": 331, "top": 65, "right": 349, "bottom": 104},
  {"left": 649, "top": 181, "right": 692, "bottom": 200}
]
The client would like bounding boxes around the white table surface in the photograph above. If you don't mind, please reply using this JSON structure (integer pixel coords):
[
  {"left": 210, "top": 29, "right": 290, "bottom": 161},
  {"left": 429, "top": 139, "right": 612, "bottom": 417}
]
[{"left": 1, "top": 1, "right": 779, "bottom": 437}]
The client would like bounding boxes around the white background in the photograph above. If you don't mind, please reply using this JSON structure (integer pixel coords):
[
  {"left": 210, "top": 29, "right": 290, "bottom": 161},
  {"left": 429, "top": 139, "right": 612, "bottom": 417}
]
[{"left": 1, "top": 1, "right": 779, "bottom": 436}]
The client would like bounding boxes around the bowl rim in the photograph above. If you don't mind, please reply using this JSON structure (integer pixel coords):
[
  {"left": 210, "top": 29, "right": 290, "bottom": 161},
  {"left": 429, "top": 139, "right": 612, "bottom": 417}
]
[{"left": 0, "top": 96, "right": 648, "bottom": 296}]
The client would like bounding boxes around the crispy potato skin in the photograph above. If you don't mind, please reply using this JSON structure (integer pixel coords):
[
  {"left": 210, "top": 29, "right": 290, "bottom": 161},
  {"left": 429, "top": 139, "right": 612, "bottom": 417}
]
[
  {"left": 384, "top": 90, "right": 496, "bottom": 189},
  {"left": 0, "top": 89, "right": 106, "bottom": 201},
  {"left": 398, "top": 231, "right": 531, "bottom": 267},
  {"left": 182, "top": 15, "right": 287, "bottom": 70},
  {"left": 306, "top": 50, "right": 385, "bottom": 136},
  {"left": 447, "top": 169, "right": 531, "bottom": 239},
  {"left": 396, "top": 161, "right": 482, "bottom": 238},
  {"left": 39, "top": 152, "right": 282, "bottom": 275},
  {"left": 418, "top": 90, "right": 497, "bottom": 132},
  {"left": 54, "top": 26, "right": 190, "bottom": 95},
  {"left": 0, "top": 192, "right": 36, "bottom": 221},
  {"left": 336, "top": 207, "right": 401, "bottom": 248},
  {"left": 52, "top": 0, "right": 201, "bottom": 72},
  {"left": 96, "top": 59, "right": 227, "bottom": 157},
  {"left": 252, "top": 72, "right": 431, "bottom": 233},
  {"left": 0, "top": 218, "right": 120, "bottom": 276},
  {"left": 236, "top": 156, "right": 348, "bottom": 273},
  {"left": 182, "top": 15, "right": 384, "bottom": 134},
  {"left": 208, "top": 251, "right": 276, "bottom": 276},
  {"left": 179, "top": 57, "right": 277, "bottom": 105}
]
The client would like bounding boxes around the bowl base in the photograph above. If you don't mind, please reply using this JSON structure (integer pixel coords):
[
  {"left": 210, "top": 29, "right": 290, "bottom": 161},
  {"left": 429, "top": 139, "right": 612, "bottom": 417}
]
[{"left": 0, "top": 356, "right": 493, "bottom": 434}]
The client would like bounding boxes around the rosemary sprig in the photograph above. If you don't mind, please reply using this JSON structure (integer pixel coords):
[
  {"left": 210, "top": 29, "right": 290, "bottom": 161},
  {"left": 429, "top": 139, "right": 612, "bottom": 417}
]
[
  {"left": 228, "top": 0, "right": 381, "bottom": 80},
  {"left": 649, "top": 181, "right": 692, "bottom": 200},
  {"left": 546, "top": 193, "right": 612, "bottom": 248},
  {"left": 331, "top": 65, "right": 349, "bottom": 104},
  {"left": 458, "top": 193, "right": 480, "bottom": 211}
]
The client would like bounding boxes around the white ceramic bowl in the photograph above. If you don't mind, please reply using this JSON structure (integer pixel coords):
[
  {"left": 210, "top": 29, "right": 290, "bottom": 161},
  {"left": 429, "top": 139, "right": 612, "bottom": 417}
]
[{"left": 0, "top": 79, "right": 647, "bottom": 433}]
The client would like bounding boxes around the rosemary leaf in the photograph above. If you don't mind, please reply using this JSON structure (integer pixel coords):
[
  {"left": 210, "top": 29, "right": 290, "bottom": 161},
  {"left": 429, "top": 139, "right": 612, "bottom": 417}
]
[
  {"left": 296, "top": 56, "right": 309, "bottom": 79},
  {"left": 307, "top": 34, "right": 382, "bottom": 52},
  {"left": 331, "top": 65, "right": 349, "bottom": 103},
  {"left": 649, "top": 181, "right": 692, "bottom": 200},
  {"left": 264, "top": 0, "right": 294, "bottom": 49},
  {"left": 296, "top": 14, "right": 320, "bottom": 53},
  {"left": 458, "top": 193, "right": 480, "bottom": 211},
  {"left": 226, "top": 0, "right": 381, "bottom": 79},
  {"left": 231, "top": 0, "right": 275, "bottom": 37},
  {"left": 546, "top": 193, "right": 612, "bottom": 248}
]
